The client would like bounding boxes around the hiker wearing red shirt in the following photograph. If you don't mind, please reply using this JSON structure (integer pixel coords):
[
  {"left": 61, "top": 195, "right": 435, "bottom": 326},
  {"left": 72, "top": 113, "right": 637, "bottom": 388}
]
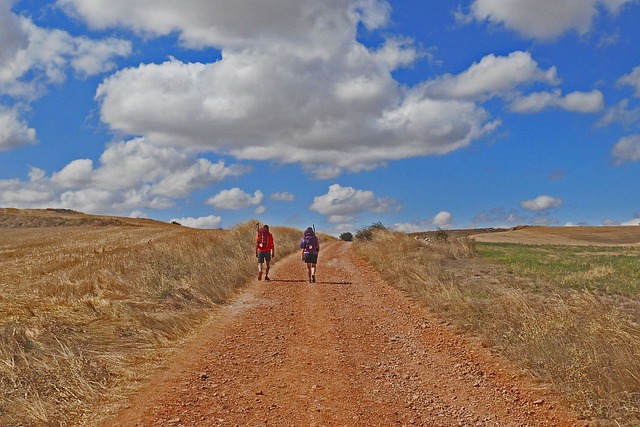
[
  {"left": 256, "top": 224, "right": 275, "bottom": 281},
  {"left": 300, "top": 226, "right": 319, "bottom": 283}
]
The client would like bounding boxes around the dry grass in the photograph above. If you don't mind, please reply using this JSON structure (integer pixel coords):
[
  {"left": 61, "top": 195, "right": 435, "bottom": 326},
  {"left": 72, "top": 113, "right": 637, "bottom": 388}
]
[
  {"left": 355, "top": 229, "right": 640, "bottom": 426},
  {"left": 0, "top": 211, "right": 302, "bottom": 426}
]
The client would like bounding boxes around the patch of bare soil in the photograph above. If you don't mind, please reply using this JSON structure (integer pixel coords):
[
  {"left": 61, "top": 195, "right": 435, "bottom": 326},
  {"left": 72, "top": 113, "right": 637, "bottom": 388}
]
[{"left": 98, "top": 241, "right": 580, "bottom": 427}]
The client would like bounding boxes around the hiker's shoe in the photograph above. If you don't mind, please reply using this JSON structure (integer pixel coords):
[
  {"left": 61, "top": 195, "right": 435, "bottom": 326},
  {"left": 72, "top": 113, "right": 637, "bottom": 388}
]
[
  {"left": 265, "top": 276, "right": 271, "bottom": 282},
  {"left": 312, "top": 274, "right": 316, "bottom": 283},
  {"left": 309, "top": 278, "right": 313, "bottom": 283},
  {"left": 258, "top": 271, "right": 262, "bottom": 281}
]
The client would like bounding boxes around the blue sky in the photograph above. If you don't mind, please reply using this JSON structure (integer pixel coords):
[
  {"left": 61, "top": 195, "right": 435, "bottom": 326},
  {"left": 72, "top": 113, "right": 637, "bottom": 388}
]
[{"left": 2, "top": 0, "right": 640, "bottom": 234}]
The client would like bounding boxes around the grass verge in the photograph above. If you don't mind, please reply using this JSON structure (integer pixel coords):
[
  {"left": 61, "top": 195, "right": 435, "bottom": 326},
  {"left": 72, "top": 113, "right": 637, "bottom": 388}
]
[{"left": 355, "top": 229, "right": 640, "bottom": 426}]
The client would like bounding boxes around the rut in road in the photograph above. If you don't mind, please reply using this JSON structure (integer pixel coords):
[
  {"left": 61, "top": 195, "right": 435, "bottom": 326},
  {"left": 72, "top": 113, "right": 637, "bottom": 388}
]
[{"left": 103, "top": 241, "right": 578, "bottom": 427}]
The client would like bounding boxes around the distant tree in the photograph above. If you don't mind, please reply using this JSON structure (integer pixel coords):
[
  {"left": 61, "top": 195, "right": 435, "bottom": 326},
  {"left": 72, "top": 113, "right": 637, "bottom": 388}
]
[{"left": 339, "top": 232, "right": 353, "bottom": 241}]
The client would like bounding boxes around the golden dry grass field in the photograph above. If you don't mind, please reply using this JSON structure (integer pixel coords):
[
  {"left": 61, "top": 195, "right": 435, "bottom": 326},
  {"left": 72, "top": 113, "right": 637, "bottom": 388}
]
[
  {"left": 0, "top": 208, "right": 302, "bottom": 426},
  {"left": 472, "top": 225, "right": 640, "bottom": 246},
  {"left": 2, "top": 209, "right": 640, "bottom": 426}
]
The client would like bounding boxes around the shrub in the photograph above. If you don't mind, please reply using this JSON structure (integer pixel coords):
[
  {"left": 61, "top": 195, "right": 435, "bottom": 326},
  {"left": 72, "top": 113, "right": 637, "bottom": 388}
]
[
  {"left": 354, "top": 222, "right": 386, "bottom": 241},
  {"left": 339, "top": 232, "right": 353, "bottom": 241}
]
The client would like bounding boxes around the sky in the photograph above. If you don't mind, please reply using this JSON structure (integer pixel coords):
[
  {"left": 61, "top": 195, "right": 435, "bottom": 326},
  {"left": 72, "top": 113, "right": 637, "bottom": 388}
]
[{"left": 1, "top": 0, "right": 640, "bottom": 235}]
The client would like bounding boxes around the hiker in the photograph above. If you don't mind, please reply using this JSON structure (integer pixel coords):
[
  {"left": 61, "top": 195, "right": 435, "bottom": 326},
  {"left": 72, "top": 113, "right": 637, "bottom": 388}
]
[
  {"left": 256, "top": 224, "right": 275, "bottom": 281},
  {"left": 300, "top": 226, "right": 320, "bottom": 283}
]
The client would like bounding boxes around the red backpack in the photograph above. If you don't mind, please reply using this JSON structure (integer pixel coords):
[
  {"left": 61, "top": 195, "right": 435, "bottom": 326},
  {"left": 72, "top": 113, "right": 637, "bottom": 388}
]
[{"left": 257, "top": 226, "right": 269, "bottom": 251}]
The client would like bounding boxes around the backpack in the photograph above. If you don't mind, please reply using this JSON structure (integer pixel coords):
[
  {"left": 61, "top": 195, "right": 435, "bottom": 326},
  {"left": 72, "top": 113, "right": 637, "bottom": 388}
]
[
  {"left": 302, "top": 230, "right": 318, "bottom": 251},
  {"left": 257, "top": 227, "right": 269, "bottom": 250}
]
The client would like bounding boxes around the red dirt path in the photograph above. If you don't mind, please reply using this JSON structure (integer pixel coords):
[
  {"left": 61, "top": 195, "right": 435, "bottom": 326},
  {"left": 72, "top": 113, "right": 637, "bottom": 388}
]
[{"left": 101, "top": 241, "right": 581, "bottom": 427}]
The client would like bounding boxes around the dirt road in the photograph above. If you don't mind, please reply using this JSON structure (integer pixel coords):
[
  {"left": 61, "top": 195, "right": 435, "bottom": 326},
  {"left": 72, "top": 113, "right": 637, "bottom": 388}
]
[{"left": 102, "top": 241, "right": 580, "bottom": 427}]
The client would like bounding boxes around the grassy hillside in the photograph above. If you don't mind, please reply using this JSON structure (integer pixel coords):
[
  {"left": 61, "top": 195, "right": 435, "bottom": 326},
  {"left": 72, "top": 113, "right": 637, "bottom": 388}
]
[{"left": 0, "top": 209, "right": 302, "bottom": 426}]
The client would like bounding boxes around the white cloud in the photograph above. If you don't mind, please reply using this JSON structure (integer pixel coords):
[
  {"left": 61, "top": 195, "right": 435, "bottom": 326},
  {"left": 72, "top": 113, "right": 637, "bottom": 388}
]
[
  {"left": 0, "top": 107, "right": 38, "bottom": 150},
  {"left": 0, "top": 0, "right": 27, "bottom": 66},
  {"left": 51, "top": 159, "right": 94, "bottom": 188},
  {"left": 89, "top": 138, "right": 248, "bottom": 196},
  {"left": 509, "top": 89, "right": 604, "bottom": 113},
  {"left": 206, "top": 188, "right": 264, "bottom": 210},
  {"left": 622, "top": 216, "right": 640, "bottom": 226},
  {"left": 467, "top": 0, "right": 633, "bottom": 41},
  {"left": 618, "top": 66, "right": 640, "bottom": 97},
  {"left": 270, "top": 192, "right": 294, "bottom": 201},
  {"left": 596, "top": 99, "right": 640, "bottom": 128},
  {"left": 0, "top": 167, "right": 55, "bottom": 207},
  {"left": 433, "top": 211, "right": 454, "bottom": 228},
  {"left": 611, "top": 135, "right": 640, "bottom": 165},
  {"left": 0, "top": 8, "right": 131, "bottom": 99},
  {"left": 69, "top": 36, "right": 132, "bottom": 77},
  {"left": 392, "top": 211, "right": 453, "bottom": 232},
  {"left": 520, "top": 195, "right": 563, "bottom": 211},
  {"left": 391, "top": 222, "right": 428, "bottom": 233},
  {"left": 424, "top": 51, "right": 558, "bottom": 101},
  {"left": 0, "top": 138, "right": 248, "bottom": 215},
  {"left": 310, "top": 184, "right": 396, "bottom": 222},
  {"left": 75, "top": 1, "right": 501, "bottom": 176},
  {"left": 170, "top": 215, "right": 222, "bottom": 229}
]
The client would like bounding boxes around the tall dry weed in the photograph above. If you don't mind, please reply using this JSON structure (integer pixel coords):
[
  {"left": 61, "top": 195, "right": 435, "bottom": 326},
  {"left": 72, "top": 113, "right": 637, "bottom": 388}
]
[
  {"left": 355, "top": 229, "right": 640, "bottom": 426},
  {"left": 0, "top": 220, "right": 302, "bottom": 427}
]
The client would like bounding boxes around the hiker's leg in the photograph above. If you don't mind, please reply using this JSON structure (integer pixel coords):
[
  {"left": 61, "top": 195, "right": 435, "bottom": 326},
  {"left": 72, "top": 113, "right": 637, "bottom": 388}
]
[
  {"left": 257, "top": 252, "right": 266, "bottom": 280},
  {"left": 306, "top": 263, "right": 312, "bottom": 280},
  {"left": 265, "top": 261, "right": 270, "bottom": 277}
]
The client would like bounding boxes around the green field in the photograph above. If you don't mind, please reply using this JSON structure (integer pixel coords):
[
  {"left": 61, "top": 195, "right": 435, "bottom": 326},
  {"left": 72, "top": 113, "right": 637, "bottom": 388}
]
[{"left": 477, "top": 242, "right": 640, "bottom": 295}]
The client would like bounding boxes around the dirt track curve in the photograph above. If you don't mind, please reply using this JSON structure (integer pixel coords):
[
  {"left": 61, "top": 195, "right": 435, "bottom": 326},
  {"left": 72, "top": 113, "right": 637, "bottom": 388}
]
[{"left": 102, "top": 241, "right": 580, "bottom": 427}]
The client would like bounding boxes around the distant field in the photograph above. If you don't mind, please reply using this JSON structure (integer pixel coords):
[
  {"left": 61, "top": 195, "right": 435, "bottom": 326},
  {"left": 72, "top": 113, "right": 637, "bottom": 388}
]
[{"left": 472, "top": 225, "right": 640, "bottom": 246}]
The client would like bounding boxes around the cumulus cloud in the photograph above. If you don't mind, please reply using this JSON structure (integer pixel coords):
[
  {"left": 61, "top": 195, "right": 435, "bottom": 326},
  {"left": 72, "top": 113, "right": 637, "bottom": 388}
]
[
  {"left": 611, "top": 135, "right": 640, "bottom": 165},
  {"left": 170, "top": 215, "right": 222, "bottom": 229},
  {"left": 0, "top": 138, "right": 248, "bottom": 214},
  {"left": 466, "top": 0, "right": 633, "bottom": 41},
  {"left": 509, "top": 89, "right": 604, "bottom": 113},
  {"left": 63, "top": 0, "right": 513, "bottom": 176},
  {"left": 392, "top": 211, "right": 453, "bottom": 232},
  {"left": 432, "top": 211, "right": 454, "bottom": 228},
  {"left": 0, "top": 107, "right": 38, "bottom": 150},
  {"left": 0, "top": 167, "right": 55, "bottom": 207},
  {"left": 51, "top": 138, "right": 249, "bottom": 197},
  {"left": 310, "top": 184, "right": 396, "bottom": 223},
  {"left": 424, "top": 51, "right": 558, "bottom": 101},
  {"left": 0, "top": 5, "right": 131, "bottom": 99},
  {"left": 206, "top": 188, "right": 264, "bottom": 210},
  {"left": 520, "top": 195, "right": 563, "bottom": 211}
]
